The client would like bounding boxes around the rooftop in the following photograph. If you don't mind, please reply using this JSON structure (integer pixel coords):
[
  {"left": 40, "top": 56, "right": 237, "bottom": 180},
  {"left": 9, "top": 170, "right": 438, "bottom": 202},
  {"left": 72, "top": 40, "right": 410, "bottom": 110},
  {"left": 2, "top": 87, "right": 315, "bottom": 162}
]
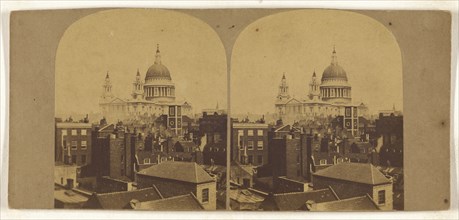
[
  {"left": 137, "top": 161, "right": 215, "bottom": 184},
  {"left": 54, "top": 188, "right": 89, "bottom": 204},
  {"left": 266, "top": 188, "right": 338, "bottom": 211},
  {"left": 130, "top": 193, "right": 204, "bottom": 211},
  {"left": 56, "top": 122, "right": 92, "bottom": 128},
  {"left": 313, "top": 163, "right": 391, "bottom": 185},
  {"left": 308, "top": 195, "right": 379, "bottom": 211},
  {"left": 233, "top": 123, "right": 269, "bottom": 129},
  {"left": 83, "top": 187, "right": 162, "bottom": 209},
  {"left": 229, "top": 188, "right": 266, "bottom": 204}
]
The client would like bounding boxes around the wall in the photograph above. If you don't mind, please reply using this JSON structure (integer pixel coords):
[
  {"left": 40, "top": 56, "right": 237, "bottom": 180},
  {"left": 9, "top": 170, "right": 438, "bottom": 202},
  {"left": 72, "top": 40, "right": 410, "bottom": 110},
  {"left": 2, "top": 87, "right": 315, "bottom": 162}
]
[
  {"left": 54, "top": 165, "right": 78, "bottom": 187},
  {"left": 372, "top": 183, "right": 393, "bottom": 210},
  {"left": 276, "top": 176, "right": 307, "bottom": 193},
  {"left": 96, "top": 176, "right": 131, "bottom": 193},
  {"left": 195, "top": 181, "right": 217, "bottom": 210}
]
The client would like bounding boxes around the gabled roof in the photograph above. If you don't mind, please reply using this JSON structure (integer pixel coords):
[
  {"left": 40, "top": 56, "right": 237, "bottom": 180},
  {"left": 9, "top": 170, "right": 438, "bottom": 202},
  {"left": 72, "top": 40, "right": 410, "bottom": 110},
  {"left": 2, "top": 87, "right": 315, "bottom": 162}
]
[
  {"left": 274, "top": 124, "right": 291, "bottom": 132},
  {"left": 308, "top": 194, "right": 380, "bottom": 211},
  {"left": 313, "top": 163, "right": 391, "bottom": 185},
  {"left": 229, "top": 188, "right": 266, "bottom": 204},
  {"left": 130, "top": 193, "right": 204, "bottom": 211},
  {"left": 99, "top": 124, "right": 115, "bottom": 132},
  {"left": 83, "top": 187, "right": 162, "bottom": 209},
  {"left": 137, "top": 161, "right": 215, "bottom": 184},
  {"left": 262, "top": 188, "right": 338, "bottom": 211},
  {"left": 285, "top": 98, "right": 301, "bottom": 104},
  {"left": 231, "top": 162, "right": 255, "bottom": 176},
  {"left": 109, "top": 97, "right": 127, "bottom": 104}
]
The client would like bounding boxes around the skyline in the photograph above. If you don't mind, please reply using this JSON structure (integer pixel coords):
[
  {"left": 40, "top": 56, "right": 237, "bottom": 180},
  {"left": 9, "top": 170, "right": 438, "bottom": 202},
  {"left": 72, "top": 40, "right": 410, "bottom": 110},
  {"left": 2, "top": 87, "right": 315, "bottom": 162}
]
[
  {"left": 231, "top": 10, "right": 403, "bottom": 115},
  {"left": 55, "top": 9, "right": 227, "bottom": 118}
]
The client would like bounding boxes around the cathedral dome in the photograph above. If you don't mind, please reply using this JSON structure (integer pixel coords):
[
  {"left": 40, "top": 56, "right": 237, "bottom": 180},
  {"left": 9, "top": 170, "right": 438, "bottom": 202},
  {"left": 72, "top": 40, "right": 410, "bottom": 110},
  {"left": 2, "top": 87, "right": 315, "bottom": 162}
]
[
  {"left": 321, "top": 48, "right": 348, "bottom": 82},
  {"left": 322, "top": 64, "right": 347, "bottom": 81},
  {"left": 145, "top": 63, "right": 171, "bottom": 81},
  {"left": 145, "top": 44, "right": 172, "bottom": 81}
]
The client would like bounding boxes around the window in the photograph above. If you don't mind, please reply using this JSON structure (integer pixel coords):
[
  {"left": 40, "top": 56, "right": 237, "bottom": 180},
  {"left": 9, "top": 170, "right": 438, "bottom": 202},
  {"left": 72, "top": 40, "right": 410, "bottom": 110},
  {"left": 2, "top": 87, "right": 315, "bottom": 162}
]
[
  {"left": 248, "top": 155, "right": 253, "bottom": 164},
  {"left": 71, "top": 141, "right": 77, "bottom": 150},
  {"left": 257, "top": 141, "right": 263, "bottom": 150},
  {"left": 257, "top": 155, "right": 263, "bottom": 165},
  {"left": 71, "top": 155, "right": 77, "bottom": 164},
  {"left": 378, "top": 190, "right": 386, "bottom": 205},
  {"left": 81, "top": 141, "right": 87, "bottom": 150},
  {"left": 63, "top": 140, "right": 67, "bottom": 150},
  {"left": 81, "top": 155, "right": 87, "bottom": 164},
  {"left": 71, "top": 129, "right": 77, "bottom": 136},
  {"left": 62, "top": 130, "right": 67, "bottom": 136},
  {"left": 202, "top": 188, "right": 209, "bottom": 203},
  {"left": 319, "top": 159, "right": 327, "bottom": 165},
  {"left": 238, "top": 130, "right": 244, "bottom": 150},
  {"left": 247, "top": 141, "right": 254, "bottom": 150},
  {"left": 257, "top": 130, "right": 263, "bottom": 136},
  {"left": 81, "top": 129, "right": 87, "bottom": 135},
  {"left": 247, "top": 130, "right": 254, "bottom": 136}
]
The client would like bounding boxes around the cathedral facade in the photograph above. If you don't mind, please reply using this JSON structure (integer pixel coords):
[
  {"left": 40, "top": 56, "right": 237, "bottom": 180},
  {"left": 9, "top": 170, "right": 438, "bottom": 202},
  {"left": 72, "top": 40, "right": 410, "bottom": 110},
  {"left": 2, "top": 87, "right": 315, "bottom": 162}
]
[
  {"left": 99, "top": 45, "right": 192, "bottom": 122},
  {"left": 275, "top": 48, "right": 368, "bottom": 124}
]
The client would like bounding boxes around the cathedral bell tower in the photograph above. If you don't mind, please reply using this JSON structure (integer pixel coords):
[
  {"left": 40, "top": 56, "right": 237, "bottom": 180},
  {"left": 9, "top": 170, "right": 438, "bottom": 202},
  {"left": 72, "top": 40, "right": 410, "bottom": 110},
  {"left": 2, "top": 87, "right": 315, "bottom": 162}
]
[
  {"left": 308, "top": 70, "right": 321, "bottom": 101},
  {"left": 102, "top": 71, "right": 114, "bottom": 100},
  {"left": 277, "top": 73, "right": 291, "bottom": 101},
  {"left": 132, "top": 69, "right": 144, "bottom": 100}
]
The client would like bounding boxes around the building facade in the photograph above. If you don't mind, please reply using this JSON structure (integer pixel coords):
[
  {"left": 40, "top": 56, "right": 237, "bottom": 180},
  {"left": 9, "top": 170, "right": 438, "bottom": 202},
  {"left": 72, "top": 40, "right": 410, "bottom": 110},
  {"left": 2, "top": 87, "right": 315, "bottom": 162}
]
[
  {"left": 91, "top": 123, "right": 138, "bottom": 180},
  {"left": 275, "top": 48, "right": 367, "bottom": 126},
  {"left": 232, "top": 123, "right": 269, "bottom": 167},
  {"left": 55, "top": 122, "right": 93, "bottom": 166},
  {"left": 376, "top": 111, "right": 403, "bottom": 167},
  {"left": 200, "top": 111, "right": 227, "bottom": 166},
  {"left": 268, "top": 132, "right": 311, "bottom": 192},
  {"left": 99, "top": 45, "right": 192, "bottom": 122}
]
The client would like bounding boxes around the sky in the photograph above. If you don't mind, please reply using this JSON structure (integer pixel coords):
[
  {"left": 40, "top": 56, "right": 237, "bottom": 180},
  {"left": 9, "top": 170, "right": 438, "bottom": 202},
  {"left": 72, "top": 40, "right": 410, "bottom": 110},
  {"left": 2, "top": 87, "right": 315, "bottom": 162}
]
[
  {"left": 55, "top": 9, "right": 227, "bottom": 117},
  {"left": 231, "top": 10, "right": 403, "bottom": 115}
]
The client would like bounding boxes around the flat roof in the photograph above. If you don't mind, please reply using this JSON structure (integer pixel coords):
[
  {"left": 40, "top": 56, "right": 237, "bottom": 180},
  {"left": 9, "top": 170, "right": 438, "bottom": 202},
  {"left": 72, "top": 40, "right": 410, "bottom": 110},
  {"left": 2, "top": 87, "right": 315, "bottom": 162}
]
[{"left": 56, "top": 122, "right": 92, "bottom": 129}]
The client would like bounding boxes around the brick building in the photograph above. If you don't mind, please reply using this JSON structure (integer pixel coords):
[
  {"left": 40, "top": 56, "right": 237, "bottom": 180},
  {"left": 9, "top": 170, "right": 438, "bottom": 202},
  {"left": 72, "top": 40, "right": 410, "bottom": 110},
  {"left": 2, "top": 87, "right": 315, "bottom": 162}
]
[
  {"left": 199, "top": 111, "right": 227, "bottom": 166},
  {"left": 55, "top": 122, "right": 93, "bottom": 166},
  {"left": 268, "top": 132, "right": 312, "bottom": 192},
  {"left": 232, "top": 122, "right": 269, "bottom": 166},
  {"left": 91, "top": 123, "right": 141, "bottom": 180},
  {"left": 376, "top": 112, "right": 403, "bottom": 167},
  {"left": 312, "top": 162, "right": 393, "bottom": 210}
]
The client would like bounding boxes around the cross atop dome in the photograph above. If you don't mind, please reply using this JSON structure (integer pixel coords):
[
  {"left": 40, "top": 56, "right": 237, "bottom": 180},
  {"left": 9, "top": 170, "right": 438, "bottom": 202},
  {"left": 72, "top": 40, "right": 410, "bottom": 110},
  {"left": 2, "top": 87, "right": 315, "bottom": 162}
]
[
  {"left": 155, "top": 44, "right": 162, "bottom": 64},
  {"left": 331, "top": 46, "right": 338, "bottom": 65}
]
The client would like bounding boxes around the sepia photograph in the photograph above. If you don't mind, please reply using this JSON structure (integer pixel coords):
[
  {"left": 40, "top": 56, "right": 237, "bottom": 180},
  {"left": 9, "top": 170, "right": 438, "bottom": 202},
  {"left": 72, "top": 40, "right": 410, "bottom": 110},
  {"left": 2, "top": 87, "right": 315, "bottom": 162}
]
[
  {"left": 4, "top": 4, "right": 455, "bottom": 218},
  {"left": 53, "top": 9, "right": 227, "bottom": 210},
  {"left": 229, "top": 10, "right": 404, "bottom": 211}
]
